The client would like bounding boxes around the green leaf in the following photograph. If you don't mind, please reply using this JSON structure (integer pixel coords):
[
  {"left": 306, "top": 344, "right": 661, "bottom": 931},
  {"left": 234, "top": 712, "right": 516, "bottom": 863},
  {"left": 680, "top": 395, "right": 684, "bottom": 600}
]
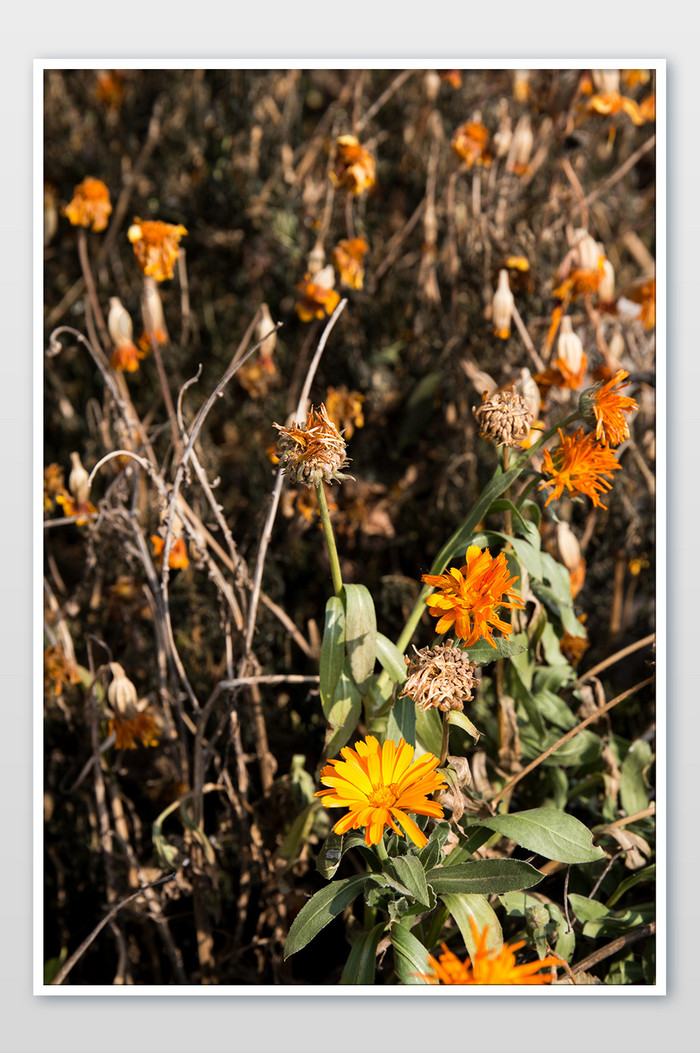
[
  {"left": 418, "top": 821, "right": 452, "bottom": 870},
  {"left": 415, "top": 706, "right": 443, "bottom": 757},
  {"left": 316, "top": 829, "right": 367, "bottom": 881},
  {"left": 343, "top": 584, "right": 377, "bottom": 694},
  {"left": 458, "top": 636, "right": 527, "bottom": 664},
  {"left": 341, "top": 923, "right": 386, "bottom": 984},
  {"left": 277, "top": 800, "right": 322, "bottom": 869},
  {"left": 521, "top": 727, "right": 602, "bottom": 767},
  {"left": 447, "top": 709, "right": 481, "bottom": 742},
  {"left": 389, "top": 855, "right": 432, "bottom": 908},
  {"left": 284, "top": 874, "right": 369, "bottom": 958},
  {"left": 531, "top": 689, "right": 578, "bottom": 731},
  {"left": 426, "top": 859, "right": 544, "bottom": 895},
  {"left": 567, "top": 893, "right": 655, "bottom": 937},
  {"left": 605, "top": 864, "right": 656, "bottom": 909},
  {"left": 474, "top": 808, "right": 606, "bottom": 864},
  {"left": 620, "top": 739, "right": 653, "bottom": 817},
  {"left": 386, "top": 695, "right": 416, "bottom": 748},
  {"left": 324, "top": 665, "right": 362, "bottom": 756},
  {"left": 390, "top": 922, "right": 433, "bottom": 984},
  {"left": 439, "top": 893, "right": 503, "bottom": 956},
  {"left": 375, "top": 633, "right": 408, "bottom": 684},
  {"left": 319, "top": 596, "right": 345, "bottom": 718},
  {"left": 485, "top": 500, "right": 532, "bottom": 536}
]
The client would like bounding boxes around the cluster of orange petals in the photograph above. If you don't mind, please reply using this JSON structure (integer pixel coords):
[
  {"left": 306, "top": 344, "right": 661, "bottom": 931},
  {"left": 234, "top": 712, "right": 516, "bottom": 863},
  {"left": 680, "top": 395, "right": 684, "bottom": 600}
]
[
  {"left": 622, "top": 277, "right": 655, "bottom": 329},
  {"left": 324, "top": 385, "right": 365, "bottom": 440},
  {"left": 55, "top": 492, "right": 98, "bottom": 523},
  {"left": 295, "top": 274, "right": 341, "bottom": 322},
  {"left": 587, "top": 91, "right": 646, "bottom": 125},
  {"left": 421, "top": 920, "right": 560, "bottom": 985},
  {"left": 151, "top": 535, "right": 190, "bottom": 570},
  {"left": 451, "top": 121, "right": 492, "bottom": 167},
  {"left": 128, "top": 219, "right": 188, "bottom": 281},
  {"left": 44, "top": 644, "right": 81, "bottom": 697},
  {"left": 539, "top": 428, "right": 621, "bottom": 509},
  {"left": 590, "top": 370, "right": 638, "bottom": 446},
  {"left": 63, "top": 177, "right": 112, "bottom": 233},
  {"left": 330, "top": 135, "right": 376, "bottom": 196},
  {"left": 552, "top": 259, "right": 606, "bottom": 302},
  {"left": 439, "top": 70, "right": 462, "bottom": 89},
  {"left": 109, "top": 712, "right": 160, "bottom": 750},
  {"left": 111, "top": 342, "right": 146, "bottom": 373},
  {"left": 315, "top": 735, "right": 446, "bottom": 848},
  {"left": 332, "top": 237, "right": 369, "bottom": 290},
  {"left": 422, "top": 545, "right": 525, "bottom": 648}
]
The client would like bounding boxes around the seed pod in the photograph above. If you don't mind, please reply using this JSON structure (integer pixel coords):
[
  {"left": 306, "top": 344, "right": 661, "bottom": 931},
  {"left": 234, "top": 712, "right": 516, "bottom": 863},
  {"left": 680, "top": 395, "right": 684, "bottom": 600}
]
[{"left": 107, "top": 662, "right": 138, "bottom": 717}]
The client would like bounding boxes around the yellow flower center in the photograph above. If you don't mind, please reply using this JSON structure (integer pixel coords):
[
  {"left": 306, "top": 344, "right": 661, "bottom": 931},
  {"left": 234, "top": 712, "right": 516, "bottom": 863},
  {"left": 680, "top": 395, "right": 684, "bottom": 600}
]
[{"left": 368, "top": 785, "right": 398, "bottom": 809}]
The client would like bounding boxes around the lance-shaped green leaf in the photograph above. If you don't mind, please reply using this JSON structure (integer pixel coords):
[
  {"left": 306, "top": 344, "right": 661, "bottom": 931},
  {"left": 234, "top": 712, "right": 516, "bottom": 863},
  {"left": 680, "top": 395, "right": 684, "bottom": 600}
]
[
  {"left": 316, "top": 829, "right": 367, "bottom": 881},
  {"left": 343, "top": 584, "right": 377, "bottom": 694},
  {"left": 448, "top": 709, "right": 481, "bottom": 742},
  {"left": 439, "top": 892, "right": 503, "bottom": 956},
  {"left": 389, "top": 855, "right": 432, "bottom": 908},
  {"left": 390, "top": 922, "right": 433, "bottom": 984},
  {"left": 457, "top": 637, "right": 527, "bottom": 664},
  {"left": 341, "top": 923, "right": 386, "bottom": 984},
  {"left": 386, "top": 695, "right": 416, "bottom": 747},
  {"left": 426, "top": 858, "right": 544, "bottom": 895},
  {"left": 284, "top": 874, "right": 369, "bottom": 959},
  {"left": 415, "top": 706, "right": 442, "bottom": 757},
  {"left": 375, "top": 632, "right": 408, "bottom": 684},
  {"left": 319, "top": 596, "right": 345, "bottom": 717},
  {"left": 324, "top": 665, "right": 362, "bottom": 756},
  {"left": 620, "top": 739, "right": 653, "bottom": 817},
  {"left": 474, "top": 808, "right": 606, "bottom": 864},
  {"left": 277, "top": 800, "right": 322, "bottom": 870}
]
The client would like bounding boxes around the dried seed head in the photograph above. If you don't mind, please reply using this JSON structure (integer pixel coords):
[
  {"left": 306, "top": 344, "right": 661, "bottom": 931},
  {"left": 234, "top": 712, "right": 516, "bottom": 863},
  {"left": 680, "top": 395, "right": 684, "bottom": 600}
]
[
  {"left": 473, "top": 389, "right": 533, "bottom": 448},
  {"left": 273, "top": 404, "right": 351, "bottom": 487},
  {"left": 399, "top": 640, "right": 480, "bottom": 713},
  {"left": 492, "top": 269, "right": 515, "bottom": 338},
  {"left": 68, "top": 452, "right": 91, "bottom": 505},
  {"left": 107, "top": 662, "right": 139, "bottom": 717}
]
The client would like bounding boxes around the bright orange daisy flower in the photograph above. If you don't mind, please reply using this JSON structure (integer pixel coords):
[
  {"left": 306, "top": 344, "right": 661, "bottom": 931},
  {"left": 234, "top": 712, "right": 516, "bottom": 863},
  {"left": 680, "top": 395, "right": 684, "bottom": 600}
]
[
  {"left": 314, "top": 735, "right": 446, "bottom": 848},
  {"left": 128, "top": 218, "right": 188, "bottom": 281},
  {"left": 422, "top": 545, "right": 525, "bottom": 648},
  {"left": 586, "top": 369, "right": 638, "bottom": 446},
  {"left": 419, "top": 919, "right": 560, "bottom": 985},
  {"left": 539, "top": 428, "right": 621, "bottom": 509}
]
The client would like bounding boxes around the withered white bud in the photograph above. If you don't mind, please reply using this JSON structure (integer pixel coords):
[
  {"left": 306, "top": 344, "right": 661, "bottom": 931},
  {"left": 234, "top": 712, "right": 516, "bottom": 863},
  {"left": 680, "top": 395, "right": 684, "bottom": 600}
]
[
  {"left": 255, "top": 303, "right": 277, "bottom": 358},
  {"left": 492, "top": 269, "right": 515, "bottom": 338},
  {"left": 509, "top": 114, "right": 534, "bottom": 169},
  {"left": 515, "top": 367, "right": 541, "bottom": 420},
  {"left": 68, "top": 452, "right": 91, "bottom": 505},
  {"left": 306, "top": 241, "right": 326, "bottom": 277},
  {"left": 313, "top": 264, "right": 336, "bottom": 290},
  {"left": 598, "top": 257, "right": 615, "bottom": 302},
  {"left": 608, "top": 326, "right": 625, "bottom": 362},
  {"left": 492, "top": 114, "right": 512, "bottom": 158},
  {"left": 107, "top": 662, "right": 138, "bottom": 717},
  {"left": 141, "top": 276, "right": 166, "bottom": 341},
  {"left": 423, "top": 70, "right": 441, "bottom": 102},
  {"left": 591, "top": 69, "right": 620, "bottom": 94},
  {"left": 108, "top": 297, "right": 134, "bottom": 349},
  {"left": 572, "top": 229, "right": 602, "bottom": 271},
  {"left": 556, "top": 316, "right": 584, "bottom": 375}
]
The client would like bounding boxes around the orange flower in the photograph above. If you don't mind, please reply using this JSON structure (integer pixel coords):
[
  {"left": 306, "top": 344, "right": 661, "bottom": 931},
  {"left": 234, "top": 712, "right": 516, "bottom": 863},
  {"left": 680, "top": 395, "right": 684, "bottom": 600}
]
[
  {"left": 587, "top": 91, "right": 645, "bottom": 125},
  {"left": 314, "top": 735, "right": 446, "bottom": 848},
  {"left": 332, "top": 237, "right": 369, "bottom": 290},
  {"left": 422, "top": 545, "right": 525, "bottom": 648},
  {"left": 451, "top": 121, "right": 492, "bottom": 167},
  {"left": 110, "top": 342, "right": 146, "bottom": 372},
  {"left": 639, "top": 93, "right": 656, "bottom": 123},
  {"left": 63, "top": 177, "right": 112, "bottom": 232},
  {"left": 420, "top": 920, "right": 560, "bottom": 985},
  {"left": 95, "top": 70, "right": 125, "bottom": 111},
  {"left": 620, "top": 277, "right": 655, "bottom": 329},
  {"left": 585, "top": 369, "right": 638, "bottom": 446},
  {"left": 539, "top": 428, "right": 621, "bottom": 509},
  {"left": 128, "top": 218, "right": 188, "bottom": 281},
  {"left": 295, "top": 272, "right": 341, "bottom": 322},
  {"left": 109, "top": 712, "right": 160, "bottom": 750},
  {"left": 151, "top": 535, "right": 190, "bottom": 570},
  {"left": 44, "top": 463, "right": 66, "bottom": 513},
  {"left": 330, "top": 135, "right": 376, "bottom": 195},
  {"left": 55, "top": 492, "right": 98, "bottom": 524},
  {"left": 324, "top": 385, "right": 365, "bottom": 440},
  {"left": 439, "top": 70, "right": 462, "bottom": 89},
  {"left": 44, "top": 644, "right": 81, "bottom": 697}
]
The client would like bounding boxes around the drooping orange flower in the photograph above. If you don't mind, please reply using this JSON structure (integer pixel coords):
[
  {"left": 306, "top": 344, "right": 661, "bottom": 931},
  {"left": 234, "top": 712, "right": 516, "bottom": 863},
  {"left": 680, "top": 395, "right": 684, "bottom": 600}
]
[
  {"left": 451, "top": 120, "right": 492, "bottom": 167},
  {"left": 295, "top": 271, "right": 341, "bottom": 322},
  {"left": 332, "top": 237, "right": 369, "bottom": 290},
  {"left": 620, "top": 277, "right": 655, "bottom": 329},
  {"left": 586, "top": 369, "right": 638, "bottom": 446},
  {"left": 419, "top": 920, "right": 560, "bottom": 985},
  {"left": 63, "top": 177, "right": 112, "bottom": 233},
  {"left": 110, "top": 342, "right": 146, "bottom": 372},
  {"left": 55, "top": 492, "right": 98, "bottom": 524},
  {"left": 422, "top": 545, "right": 525, "bottom": 648},
  {"left": 639, "top": 93, "right": 656, "bottom": 123},
  {"left": 330, "top": 135, "right": 376, "bottom": 195},
  {"left": 539, "top": 428, "right": 621, "bottom": 509},
  {"left": 587, "top": 91, "right": 645, "bottom": 125},
  {"left": 151, "top": 535, "right": 190, "bottom": 570},
  {"left": 314, "top": 735, "right": 446, "bottom": 848},
  {"left": 109, "top": 711, "right": 160, "bottom": 750},
  {"left": 128, "top": 218, "right": 188, "bottom": 281}
]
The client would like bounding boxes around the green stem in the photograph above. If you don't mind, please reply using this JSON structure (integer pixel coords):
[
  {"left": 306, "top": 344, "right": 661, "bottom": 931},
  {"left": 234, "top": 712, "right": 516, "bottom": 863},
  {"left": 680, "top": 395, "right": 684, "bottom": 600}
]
[
  {"left": 439, "top": 710, "right": 450, "bottom": 768},
  {"left": 315, "top": 481, "right": 343, "bottom": 596},
  {"left": 374, "top": 836, "right": 390, "bottom": 865}
]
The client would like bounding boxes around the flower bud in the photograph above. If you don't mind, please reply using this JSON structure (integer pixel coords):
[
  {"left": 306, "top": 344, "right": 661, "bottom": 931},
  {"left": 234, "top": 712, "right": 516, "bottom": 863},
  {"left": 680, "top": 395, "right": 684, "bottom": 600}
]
[
  {"left": 107, "top": 662, "right": 138, "bottom": 717},
  {"left": 423, "top": 70, "right": 441, "bottom": 103},
  {"left": 68, "top": 452, "right": 91, "bottom": 506},
  {"left": 591, "top": 69, "right": 620, "bottom": 94},
  {"left": 306, "top": 241, "right": 326, "bottom": 277},
  {"left": 509, "top": 114, "right": 534, "bottom": 169},
  {"left": 255, "top": 303, "right": 277, "bottom": 358},
  {"left": 572, "top": 229, "right": 603, "bottom": 271},
  {"left": 141, "top": 276, "right": 167, "bottom": 343},
  {"left": 556, "top": 316, "right": 584, "bottom": 375},
  {"left": 598, "top": 257, "right": 615, "bottom": 302},
  {"left": 108, "top": 297, "right": 134, "bottom": 348},
  {"left": 492, "top": 269, "right": 514, "bottom": 339}
]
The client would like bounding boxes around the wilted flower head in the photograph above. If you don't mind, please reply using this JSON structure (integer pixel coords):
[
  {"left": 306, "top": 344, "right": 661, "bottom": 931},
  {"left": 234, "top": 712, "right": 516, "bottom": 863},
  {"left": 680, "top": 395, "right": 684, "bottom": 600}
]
[
  {"left": 108, "top": 297, "right": 145, "bottom": 372},
  {"left": 422, "top": 545, "right": 525, "bottom": 648},
  {"left": 439, "top": 69, "right": 462, "bottom": 89},
  {"left": 580, "top": 369, "right": 638, "bottom": 446},
  {"left": 539, "top": 428, "right": 622, "bottom": 509},
  {"left": 555, "top": 315, "right": 587, "bottom": 387},
  {"left": 295, "top": 266, "right": 341, "bottom": 322},
  {"left": 400, "top": 641, "right": 480, "bottom": 714},
  {"left": 273, "top": 404, "right": 351, "bottom": 487},
  {"left": 492, "top": 269, "right": 514, "bottom": 339},
  {"left": 44, "top": 463, "right": 65, "bottom": 513},
  {"left": 106, "top": 668, "right": 160, "bottom": 751},
  {"left": 419, "top": 919, "right": 560, "bottom": 985},
  {"left": 324, "top": 385, "right": 365, "bottom": 440},
  {"left": 55, "top": 453, "right": 97, "bottom": 523},
  {"left": 139, "top": 276, "right": 168, "bottom": 351},
  {"left": 332, "top": 237, "right": 369, "bottom": 290},
  {"left": 128, "top": 218, "right": 187, "bottom": 281},
  {"left": 330, "top": 135, "right": 376, "bottom": 195},
  {"left": 507, "top": 114, "right": 534, "bottom": 174},
  {"left": 451, "top": 120, "right": 492, "bottom": 167},
  {"left": 44, "top": 644, "right": 81, "bottom": 697},
  {"left": 63, "top": 177, "right": 112, "bottom": 233},
  {"left": 474, "top": 389, "right": 532, "bottom": 448},
  {"left": 151, "top": 535, "right": 190, "bottom": 570},
  {"left": 314, "top": 735, "right": 446, "bottom": 848}
]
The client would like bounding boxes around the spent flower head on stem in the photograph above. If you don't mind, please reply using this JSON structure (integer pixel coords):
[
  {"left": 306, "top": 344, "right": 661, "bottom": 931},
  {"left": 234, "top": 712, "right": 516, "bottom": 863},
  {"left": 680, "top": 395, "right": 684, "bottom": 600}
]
[
  {"left": 273, "top": 404, "right": 351, "bottom": 487},
  {"left": 128, "top": 218, "right": 188, "bottom": 281},
  {"left": 63, "top": 177, "right": 112, "bottom": 232},
  {"left": 473, "top": 389, "right": 532, "bottom": 448},
  {"left": 400, "top": 640, "right": 479, "bottom": 713}
]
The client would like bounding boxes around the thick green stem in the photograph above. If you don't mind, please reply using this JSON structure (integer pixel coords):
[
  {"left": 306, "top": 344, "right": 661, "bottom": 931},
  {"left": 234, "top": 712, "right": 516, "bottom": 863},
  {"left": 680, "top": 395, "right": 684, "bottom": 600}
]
[
  {"left": 374, "top": 836, "right": 390, "bottom": 864},
  {"left": 315, "top": 481, "right": 343, "bottom": 596}
]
